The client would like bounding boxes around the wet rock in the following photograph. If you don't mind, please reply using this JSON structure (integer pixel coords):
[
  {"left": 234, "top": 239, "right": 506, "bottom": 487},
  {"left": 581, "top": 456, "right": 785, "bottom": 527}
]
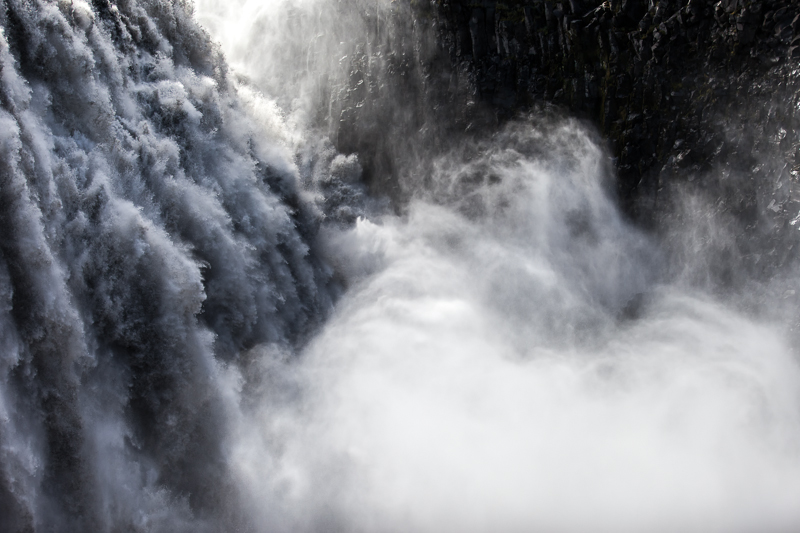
[{"left": 418, "top": 0, "right": 800, "bottom": 236}]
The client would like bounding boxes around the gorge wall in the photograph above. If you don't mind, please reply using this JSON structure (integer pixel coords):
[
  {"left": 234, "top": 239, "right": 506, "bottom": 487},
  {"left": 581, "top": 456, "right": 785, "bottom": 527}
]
[
  {"left": 430, "top": 0, "right": 800, "bottom": 218},
  {"left": 327, "top": 0, "right": 800, "bottom": 278}
]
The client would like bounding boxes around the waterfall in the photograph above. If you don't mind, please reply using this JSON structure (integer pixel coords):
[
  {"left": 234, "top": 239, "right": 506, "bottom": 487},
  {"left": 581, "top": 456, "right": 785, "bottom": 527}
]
[
  {"left": 0, "top": 1, "right": 334, "bottom": 530},
  {"left": 1, "top": 0, "right": 799, "bottom": 532}
]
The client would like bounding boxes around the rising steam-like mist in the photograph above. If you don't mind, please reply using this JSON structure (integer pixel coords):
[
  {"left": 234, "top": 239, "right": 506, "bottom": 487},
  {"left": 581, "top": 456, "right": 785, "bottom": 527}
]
[
  {"left": 229, "top": 120, "right": 800, "bottom": 533},
  {"left": 1, "top": 0, "right": 799, "bottom": 531},
  {"left": 193, "top": 1, "right": 800, "bottom": 531}
]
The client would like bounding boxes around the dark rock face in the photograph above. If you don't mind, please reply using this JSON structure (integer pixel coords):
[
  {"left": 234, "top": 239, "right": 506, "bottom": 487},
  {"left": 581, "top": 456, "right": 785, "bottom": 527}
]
[
  {"left": 430, "top": 0, "right": 800, "bottom": 220},
  {"left": 270, "top": 0, "right": 800, "bottom": 279},
  {"left": 324, "top": 0, "right": 800, "bottom": 260},
  {"left": 367, "top": 0, "right": 796, "bottom": 280},
  {"left": 322, "top": 0, "right": 800, "bottom": 282}
]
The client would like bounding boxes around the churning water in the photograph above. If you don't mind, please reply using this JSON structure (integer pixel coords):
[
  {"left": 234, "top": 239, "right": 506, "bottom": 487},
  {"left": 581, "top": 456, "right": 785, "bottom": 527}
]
[{"left": 1, "top": 1, "right": 799, "bottom": 532}]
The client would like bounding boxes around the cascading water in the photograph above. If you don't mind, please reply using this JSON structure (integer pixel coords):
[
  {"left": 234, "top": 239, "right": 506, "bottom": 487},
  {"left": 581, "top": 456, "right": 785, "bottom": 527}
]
[
  {"left": 1, "top": 0, "right": 800, "bottom": 532},
  {"left": 0, "top": 1, "right": 338, "bottom": 530}
]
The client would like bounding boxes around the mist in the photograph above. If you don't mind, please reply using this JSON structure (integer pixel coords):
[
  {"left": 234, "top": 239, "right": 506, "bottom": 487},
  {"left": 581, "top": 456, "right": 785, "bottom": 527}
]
[
  {"left": 0, "top": 0, "right": 798, "bottom": 531},
  {"left": 193, "top": 1, "right": 800, "bottom": 531},
  {"left": 226, "top": 119, "right": 800, "bottom": 533}
]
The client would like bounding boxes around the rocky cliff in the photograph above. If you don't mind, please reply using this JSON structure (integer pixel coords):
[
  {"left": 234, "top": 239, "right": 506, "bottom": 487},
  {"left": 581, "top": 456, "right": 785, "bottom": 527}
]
[
  {"left": 322, "top": 0, "right": 800, "bottom": 280},
  {"left": 427, "top": 1, "right": 800, "bottom": 254}
]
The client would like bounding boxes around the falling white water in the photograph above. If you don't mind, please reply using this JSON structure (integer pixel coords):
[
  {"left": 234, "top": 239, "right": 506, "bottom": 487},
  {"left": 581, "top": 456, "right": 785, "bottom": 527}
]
[{"left": 0, "top": 0, "right": 799, "bottom": 532}]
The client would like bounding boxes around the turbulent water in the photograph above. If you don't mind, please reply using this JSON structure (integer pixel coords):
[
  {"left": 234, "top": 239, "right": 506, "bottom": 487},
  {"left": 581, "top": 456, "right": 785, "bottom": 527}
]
[{"left": 1, "top": 0, "right": 799, "bottom": 532}]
